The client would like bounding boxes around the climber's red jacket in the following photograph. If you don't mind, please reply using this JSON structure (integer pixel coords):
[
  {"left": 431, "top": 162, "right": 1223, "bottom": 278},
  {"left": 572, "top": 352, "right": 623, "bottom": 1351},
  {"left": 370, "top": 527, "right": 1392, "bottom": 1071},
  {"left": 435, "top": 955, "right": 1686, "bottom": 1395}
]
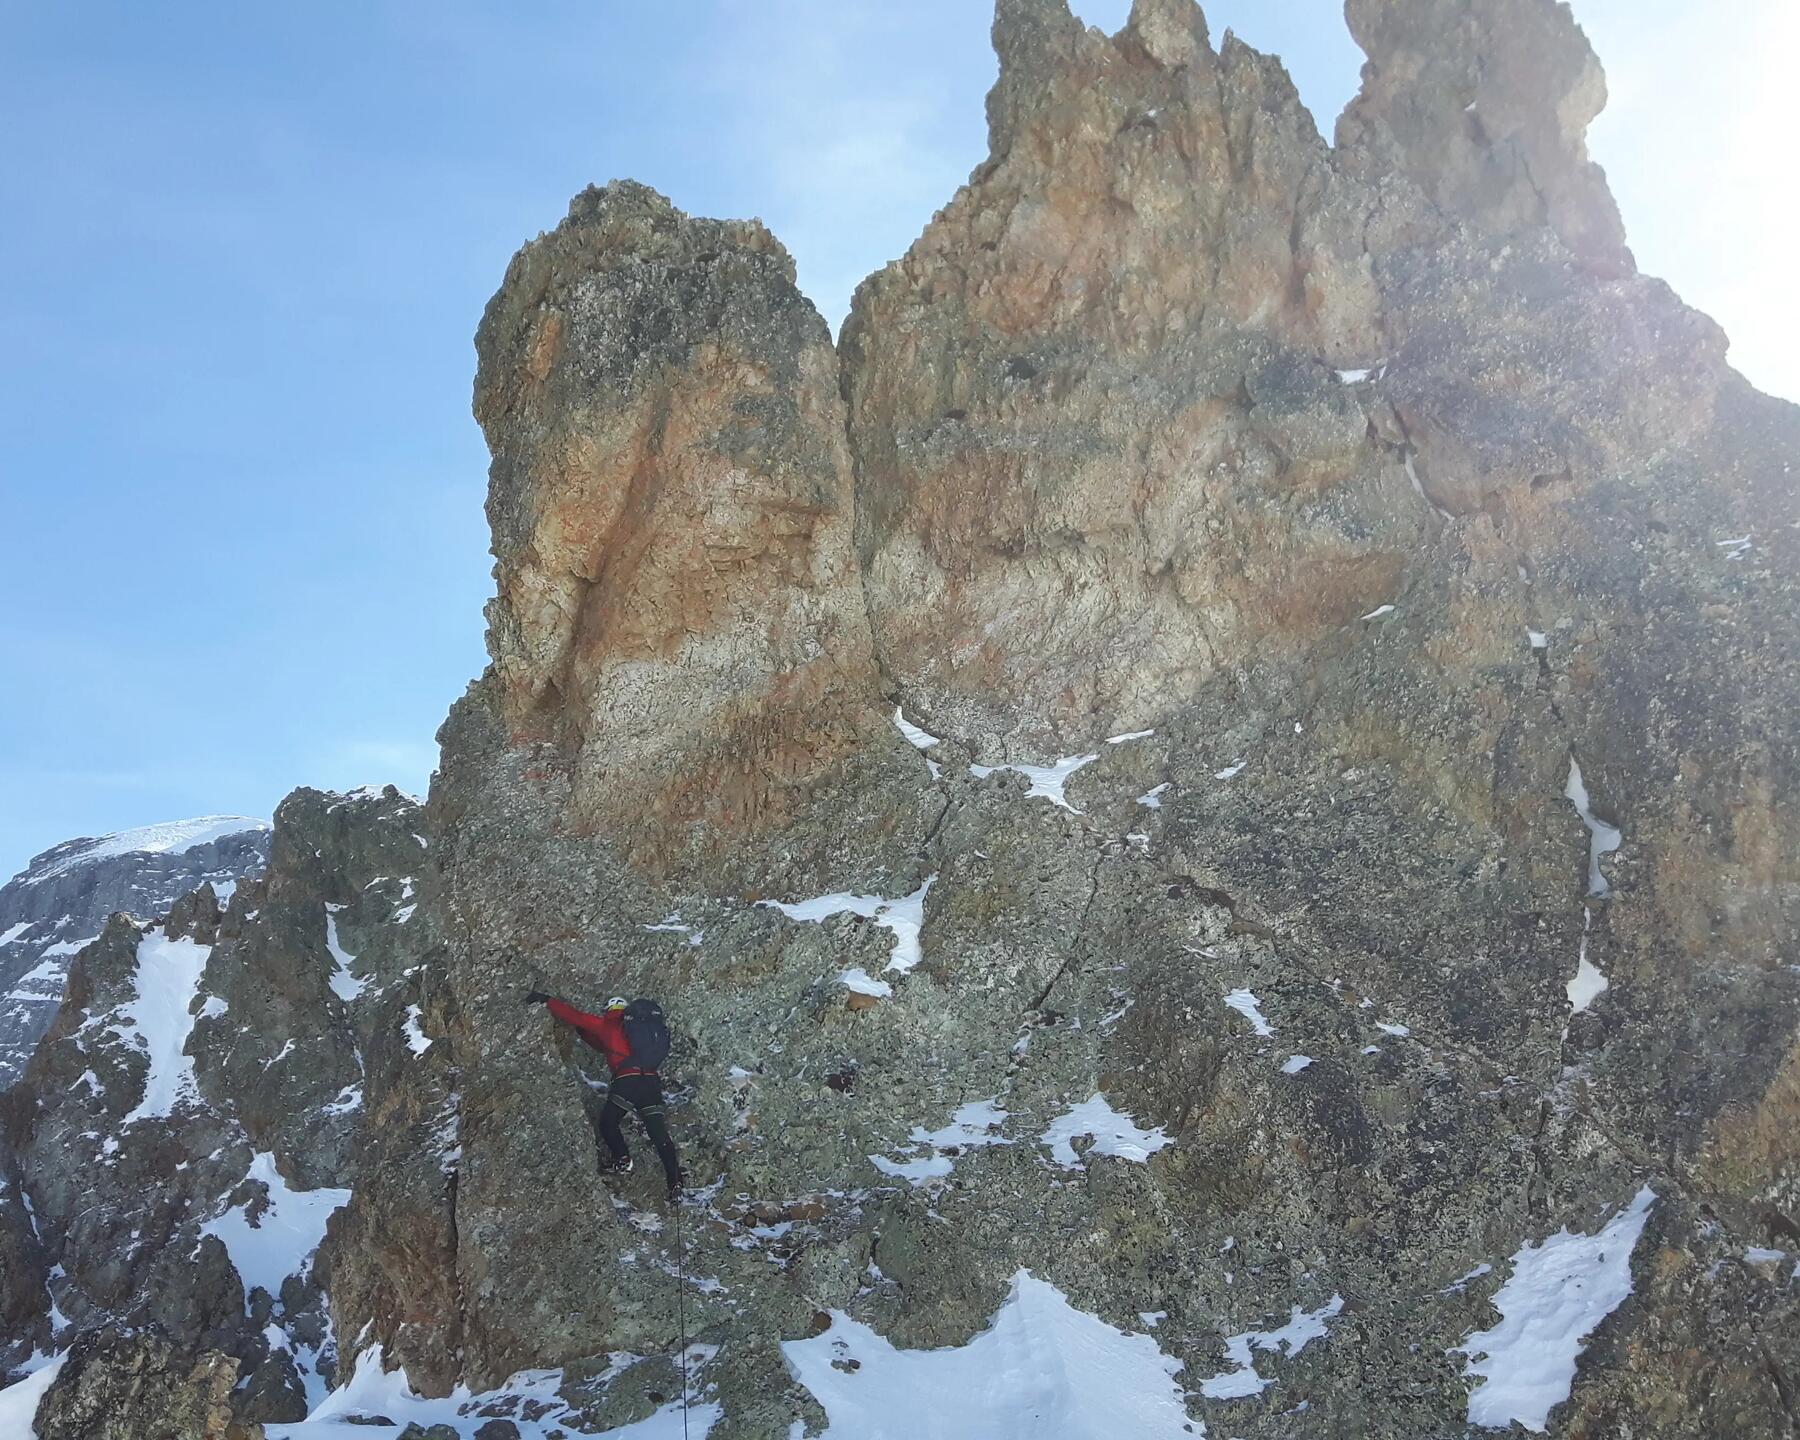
[{"left": 545, "top": 998, "right": 648, "bottom": 1076}]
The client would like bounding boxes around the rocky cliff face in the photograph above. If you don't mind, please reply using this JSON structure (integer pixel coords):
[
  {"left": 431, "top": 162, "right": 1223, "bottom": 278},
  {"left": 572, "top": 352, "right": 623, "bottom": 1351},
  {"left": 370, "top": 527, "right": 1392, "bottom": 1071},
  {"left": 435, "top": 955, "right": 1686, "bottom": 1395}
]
[
  {"left": 470, "top": 183, "right": 918, "bottom": 881},
  {"left": 3, "top": 1, "right": 1797, "bottom": 1437},
  {"left": 0, "top": 818, "right": 272, "bottom": 1087},
  {"left": 0, "top": 787, "right": 433, "bottom": 1432}
]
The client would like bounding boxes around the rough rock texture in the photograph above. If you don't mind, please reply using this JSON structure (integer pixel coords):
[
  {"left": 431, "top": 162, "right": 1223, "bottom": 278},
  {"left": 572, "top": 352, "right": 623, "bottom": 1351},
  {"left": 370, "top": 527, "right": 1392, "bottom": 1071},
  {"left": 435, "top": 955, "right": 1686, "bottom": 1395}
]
[
  {"left": 0, "top": 820, "right": 271, "bottom": 1085},
  {"left": 34, "top": 1330, "right": 250, "bottom": 1440},
  {"left": 3, "top": 2, "right": 1797, "bottom": 1437},
  {"left": 471, "top": 181, "right": 904, "bottom": 878},
  {"left": 1338, "top": 0, "right": 1631, "bottom": 273},
  {"left": 403, "top": 0, "right": 1796, "bottom": 1433},
  {"left": 0, "top": 787, "right": 433, "bottom": 1430}
]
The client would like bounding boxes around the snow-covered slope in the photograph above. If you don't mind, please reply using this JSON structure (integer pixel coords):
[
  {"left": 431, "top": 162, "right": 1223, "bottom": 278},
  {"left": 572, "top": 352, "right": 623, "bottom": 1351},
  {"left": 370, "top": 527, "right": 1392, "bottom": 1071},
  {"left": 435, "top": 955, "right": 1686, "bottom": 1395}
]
[
  {"left": 0, "top": 816, "right": 271, "bottom": 1086},
  {"left": 20, "top": 816, "right": 270, "bottom": 885}
]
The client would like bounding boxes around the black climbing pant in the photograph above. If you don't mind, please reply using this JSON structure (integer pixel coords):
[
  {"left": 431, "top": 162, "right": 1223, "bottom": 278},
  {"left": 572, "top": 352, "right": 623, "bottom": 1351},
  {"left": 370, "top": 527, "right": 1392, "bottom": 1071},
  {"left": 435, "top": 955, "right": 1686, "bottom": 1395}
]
[{"left": 599, "top": 1072, "right": 682, "bottom": 1187}]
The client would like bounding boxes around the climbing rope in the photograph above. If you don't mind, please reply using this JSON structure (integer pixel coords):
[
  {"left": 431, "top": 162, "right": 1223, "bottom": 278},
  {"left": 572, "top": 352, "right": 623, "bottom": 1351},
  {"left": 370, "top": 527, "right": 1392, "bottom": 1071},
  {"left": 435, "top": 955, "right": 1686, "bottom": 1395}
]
[{"left": 675, "top": 1195, "right": 690, "bottom": 1440}]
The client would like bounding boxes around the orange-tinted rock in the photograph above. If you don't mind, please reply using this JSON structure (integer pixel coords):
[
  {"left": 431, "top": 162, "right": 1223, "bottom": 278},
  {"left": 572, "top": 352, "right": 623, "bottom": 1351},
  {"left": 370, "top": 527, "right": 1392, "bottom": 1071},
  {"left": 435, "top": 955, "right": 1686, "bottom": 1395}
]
[{"left": 473, "top": 182, "right": 886, "bottom": 866}]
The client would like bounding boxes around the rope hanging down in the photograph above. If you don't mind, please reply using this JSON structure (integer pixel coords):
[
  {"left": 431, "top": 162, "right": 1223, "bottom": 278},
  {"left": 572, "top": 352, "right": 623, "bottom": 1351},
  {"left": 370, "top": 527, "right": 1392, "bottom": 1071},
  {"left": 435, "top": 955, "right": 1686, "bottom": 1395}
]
[{"left": 675, "top": 1197, "right": 690, "bottom": 1440}]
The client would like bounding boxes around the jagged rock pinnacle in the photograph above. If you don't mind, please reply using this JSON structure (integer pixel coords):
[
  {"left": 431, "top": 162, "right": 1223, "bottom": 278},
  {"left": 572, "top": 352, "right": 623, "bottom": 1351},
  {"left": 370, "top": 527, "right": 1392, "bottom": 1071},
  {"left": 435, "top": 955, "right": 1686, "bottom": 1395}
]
[
  {"left": 471, "top": 180, "right": 891, "bottom": 873},
  {"left": 1340, "top": 0, "right": 1632, "bottom": 272},
  {"left": 3, "top": 4, "right": 1796, "bottom": 1436}
]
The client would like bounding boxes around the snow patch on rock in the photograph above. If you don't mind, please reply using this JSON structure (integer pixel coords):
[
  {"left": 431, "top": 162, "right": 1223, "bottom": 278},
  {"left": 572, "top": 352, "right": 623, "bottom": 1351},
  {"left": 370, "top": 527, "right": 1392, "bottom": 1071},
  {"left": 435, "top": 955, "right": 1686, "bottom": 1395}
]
[
  {"left": 785, "top": 1271, "right": 1192, "bottom": 1439},
  {"left": 1039, "top": 1094, "right": 1170, "bottom": 1169},
  {"left": 1453, "top": 1187, "right": 1656, "bottom": 1432},
  {"left": 202, "top": 1152, "right": 350, "bottom": 1303},
  {"left": 1567, "top": 912, "right": 1609, "bottom": 1015},
  {"left": 1564, "top": 760, "right": 1622, "bottom": 898},
  {"left": 401, "top": 1006, "right": 432, "bottom": 1055},
  {"left": 0, "top": 1351, "right": 66, "bottom": 1437},
  {"left": 323, "top": 907, "right": 366, "bottom": 1002},
  {"left": 871, "top": 1099, "right": 1011, "bottom": 1185},
  {"left": 115, "top": 930, "right": 212, "bottom": 1124},
  {"left": 267, "top": 1343, "right": 697, "bottom": 1440},
  {"left": 970, "top": 754, "right": 1099, "bottom": 812},
  {"left": 26, "top": 816, "right": 269, "bottom": 885},
  {"left": 1199, "top": 1295, "right": 1344, "bottom": 1400},
  {"left": 1223, "top": 989, "right": 1274, "bottom": 1038},
  {"left": 762, "top": 877, "right": 936, "bottom": 988}
]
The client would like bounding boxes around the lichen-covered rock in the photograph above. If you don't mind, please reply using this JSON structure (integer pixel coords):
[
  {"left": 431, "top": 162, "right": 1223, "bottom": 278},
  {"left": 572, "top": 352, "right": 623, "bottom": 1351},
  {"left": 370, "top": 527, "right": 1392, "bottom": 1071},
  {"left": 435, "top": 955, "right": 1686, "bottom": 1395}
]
[
  {"left": 0, "top": 821, "right": 270, "bottom": 1088},
  {"left": 845, "top": 0, "right": 1401, "bottom": 754},
  {"left": 33, "top": 1330, "right": 250, "bottom": 1440},
  {"left": 0, "top": 1139, "right": 50, "bottom": 1366},
  {"left": 402, "top": 2, "right": 1797, "bottom": 1434},
  {"left": 0, "top": 788, "right": 435, "bottom": 1419},
  {"left": 471, "top": 180, "right": 896, "bottom": 876},
  {"left": 5, "top": 2, "right": 1797, "bottom": 1437},
  {"left": 1339, "top": 0, "right": 1631, "bottom": 272}
]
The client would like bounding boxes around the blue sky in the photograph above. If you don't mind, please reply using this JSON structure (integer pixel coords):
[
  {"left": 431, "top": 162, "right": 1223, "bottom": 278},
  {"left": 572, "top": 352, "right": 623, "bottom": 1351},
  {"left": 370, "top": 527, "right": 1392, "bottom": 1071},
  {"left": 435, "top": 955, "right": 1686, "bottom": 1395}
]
[{"left": 2, "top": 0, "right": 1793, "bottom": 879}]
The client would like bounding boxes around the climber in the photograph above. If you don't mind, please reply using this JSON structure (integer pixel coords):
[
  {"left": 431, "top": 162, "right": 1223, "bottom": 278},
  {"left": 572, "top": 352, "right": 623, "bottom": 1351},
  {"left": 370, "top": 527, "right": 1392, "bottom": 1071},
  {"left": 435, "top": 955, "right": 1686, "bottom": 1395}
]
[{"left": 525, "top": 990, "right": 686, "bottom": 1201}]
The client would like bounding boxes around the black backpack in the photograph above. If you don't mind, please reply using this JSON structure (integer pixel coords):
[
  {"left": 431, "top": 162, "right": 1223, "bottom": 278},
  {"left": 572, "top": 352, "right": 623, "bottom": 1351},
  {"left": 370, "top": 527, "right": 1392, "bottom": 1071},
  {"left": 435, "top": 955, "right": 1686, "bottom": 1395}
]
[{"left": 621, "top": 998, "right": 671, "bottom": 1070}]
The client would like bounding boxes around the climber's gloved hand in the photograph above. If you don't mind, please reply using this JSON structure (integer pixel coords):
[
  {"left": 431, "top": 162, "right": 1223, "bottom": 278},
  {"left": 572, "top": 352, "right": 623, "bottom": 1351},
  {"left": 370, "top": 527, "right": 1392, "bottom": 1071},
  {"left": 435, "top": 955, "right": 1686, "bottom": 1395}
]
[{"left": 524, "top": 989, "right": 551, "bottom": 1006}]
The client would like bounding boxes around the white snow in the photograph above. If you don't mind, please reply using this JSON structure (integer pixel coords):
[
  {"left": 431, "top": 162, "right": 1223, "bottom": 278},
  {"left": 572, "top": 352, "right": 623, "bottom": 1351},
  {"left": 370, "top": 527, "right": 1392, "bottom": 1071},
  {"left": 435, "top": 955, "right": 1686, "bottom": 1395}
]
[
  {"left": 644, "top": 914, "right": 705, "bottom": 947},
  {"left": 1564, "top": 760, "right": 1623, "bottom": 898},
  {"left": 323, "top": 908, "right": 366, "bottom": 1002},
  {"left": 1453, "top": 1186, "right": 1656, "bottom": 1433},
  {"left": 870, "top": 1151, "right": 952, "bottom": 1182},
  {"left": 1106, "top": 729, "right": 1155, "bottom": 744},
  {"left": 115, "top": 931, "right": 212, "bottom": 1124},
  {"left": 761, "top": 876, "right": 936, "bottom": 984},
  {"left": 969, "top": 754, "right": 1099, "bottom": 812},
  {"left": 1280, "top": 1055, "right": 1313, "bottom": 1074},
  {"left": 1442, "top": 1263, "right": 1494, "bottom": 1294},
  {"left": 202, "top": 1152, "right": 350, "bottom": 1302},
  {"left": 1567, "top": 912, "right": 1609, "bottom": 1014},
  {"left": 26, "top": 816, "right": 269, "bottom": 884},
  {"left": 1528, "top": 630, "right": 1549, "bottom": 649},
  {"left": 35, "top": 938, "right": 90, "bottom": 960},
  {"left": 267, "top": 1345, "right": 702, "bottom": 1440},
  {"left": 1223, "top": 989, "right": 1274, "bottom": 1037},
  {"left": 1404, "top": 449, "right": 1453, "bottom": 520},
  {"left": 401, "top": 1006, "right": 432, "bottom": 1055},
  {"left": 785, "top": 1271, "right": 1193, "bottom": 1440},
  {"left": 1137, "top": 783, "right": 1170, "bottom": 809},
  {"left": 1040, "top": 1094, "right": 1171, "bottom": 1169},
  {"left": 893, "top": 707, "right": 941, "bottom": 750},
  {"left": 893, "top": 707, "right": 946, "bottom": 779},
  {"left": 914, "top": 1098, "right": 1011, "bottom": 1151},
  {"left": 0, "top": 1351, "right": 65, "bottom": 1437},
  {"left": 1745, "top": 1247, "right": 1786, "bottom": 1264},
  {"left": 872, "top": 1100, "right": 1011, "bottom": 1185},
  {"left": 1214, "top": 761, "right": 1247, "bottom": 781},
  {"left": 840, "top": 968, "right": 893, "bottom": 999},
  {"left": 1361, "top": 603, "right": 1396, "bottom": 621},
  {"left": 1199, "top": 1295, "right": 1344, "bottom": 1400},
  {"left": 0, "top": 922, "right": 32, "bottom": 946},
  {"left": 199, "top": 996, "right": 228, "bottom": 1020},
  {"left": 1337, "top": 367, "right": 1372, "bottom": 383},
  {"left": 15, "top": 957, "right": 69, "bottom": 987},
  {"left": 1375, "top": 1021, "right": 1411, "bottom": 1038}
]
